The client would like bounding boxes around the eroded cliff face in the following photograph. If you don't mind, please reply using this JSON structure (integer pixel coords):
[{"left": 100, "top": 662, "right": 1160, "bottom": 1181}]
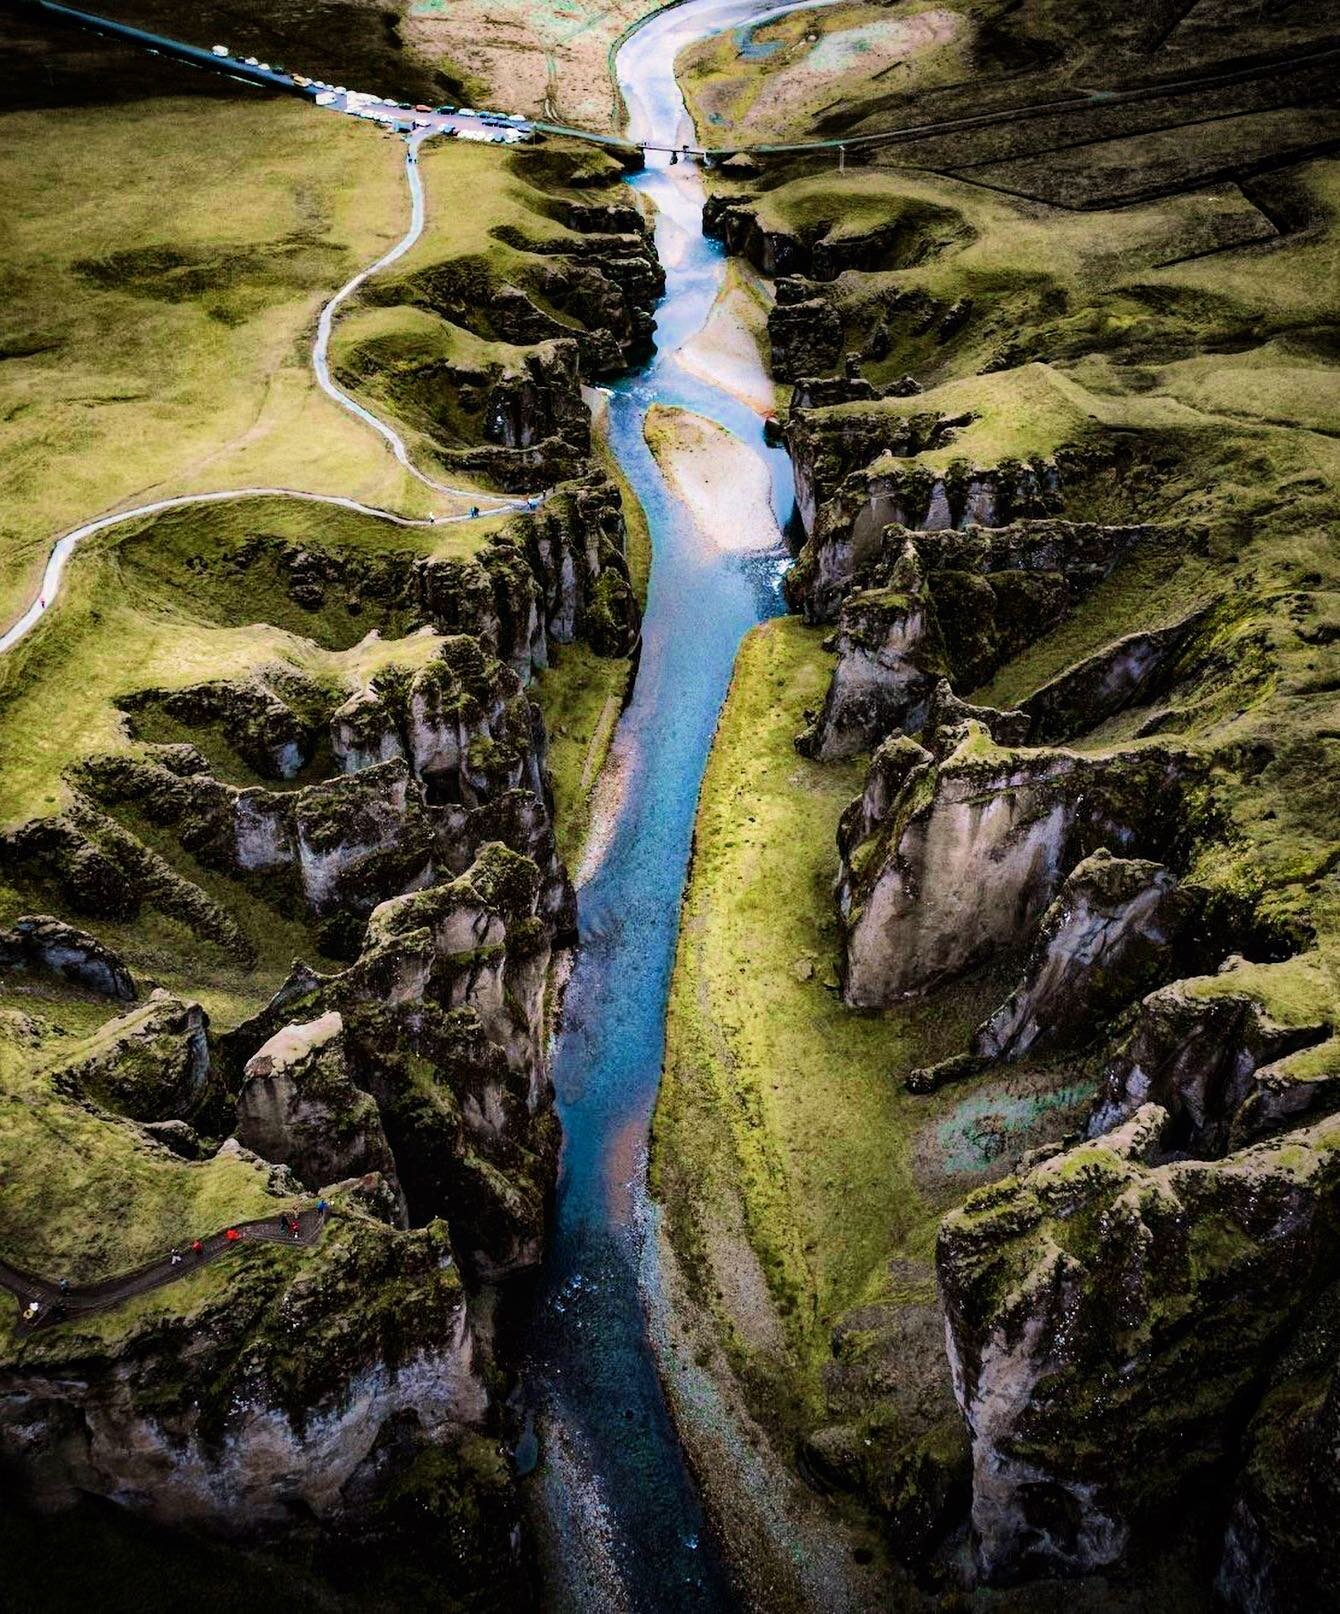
[
  {"left": 939, "top": 1101, "right": 1340, "bottom": 1584},
  {"left": 0, "top": 164, "right": 655, "bottom": 1576},
  {"left": 836, "top": 716, "right": 1193, "bottom": 1007},
  {"left": 0, "top": 1188, "right": 511, "bottom": 1574}
]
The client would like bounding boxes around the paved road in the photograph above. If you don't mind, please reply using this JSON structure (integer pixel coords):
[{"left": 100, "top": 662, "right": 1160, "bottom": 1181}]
[{"left": 2, "top": 1206, "right": 328, "bottom": 1334}]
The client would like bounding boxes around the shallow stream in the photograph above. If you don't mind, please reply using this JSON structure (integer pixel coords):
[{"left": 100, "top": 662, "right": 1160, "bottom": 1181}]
[{"left": 518, "top": 2, "right": 822, "bottom": 1606}]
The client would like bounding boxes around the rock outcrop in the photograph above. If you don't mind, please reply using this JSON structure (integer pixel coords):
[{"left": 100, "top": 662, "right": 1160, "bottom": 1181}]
[
  {"left": 56, "top": 990, "right": 213, "bottom": 1124},
  {"left": 796, "top": 540, "right": 947, "bottom": 760},
  {"left": 972, "top": 851, "right": 1196, "bottom": 1062},
  {"left": 788, "top": 505, "right": 1147, "bottom": 631},
  {"left": 225, "top": 843, "right": 560, "bottom": 1275},
  {"left": 784, "top": 404, "right": 979, "bottom": 556},
  {"left": 236, "top": 1012, "right": 403, "bottom": 1210},
  {"left": 939, "top": 1104, "right": 1340, "bottom": 1584},
  {"left": 1087, "top": 961, "right": 1334, "bottom": 1156},
  {"left": 704, "top": 193, "right": 969, "bottom": 283},
  {"left": 0, "top": 915, "right": 135, "bottom": 1000},
  {"left": 794, "top": 509, "right": 1110, "bottom": 757},
  {"left": 0, "top": 1199, "right": 500, "bottom": 1549},
  {"left": 335, "top": 332, "right": 594, "bottom": 493},
  {"left": 769, "top": 279, "right": 844, "bottom": 381},
  {"left": 72, "top": 637, "right": 576, "bottom": 954},
  {"left": 1020, "top": 609, "right": 1209, "bottom": 744},
  {"left": 836, "top": 722, "right": 1192, "bottom": 1006},
  {"left": 119, "top": 675, "right": 320, "bottom": 781}
]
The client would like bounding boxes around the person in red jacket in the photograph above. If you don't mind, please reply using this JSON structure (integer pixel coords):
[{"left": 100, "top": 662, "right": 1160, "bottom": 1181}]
[{"left": 225, "top": 1228, "right": 241, "bottom": 1243}]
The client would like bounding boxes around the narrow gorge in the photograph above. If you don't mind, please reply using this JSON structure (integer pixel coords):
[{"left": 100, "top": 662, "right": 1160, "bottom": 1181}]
[{"left": 2, "top": 1, "right": 1337, "bottom": 1611}]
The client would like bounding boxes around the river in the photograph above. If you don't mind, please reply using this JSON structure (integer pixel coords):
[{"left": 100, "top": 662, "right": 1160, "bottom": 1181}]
[{"left": 518, "top": 2, "right": 823, "bottom": 1608}]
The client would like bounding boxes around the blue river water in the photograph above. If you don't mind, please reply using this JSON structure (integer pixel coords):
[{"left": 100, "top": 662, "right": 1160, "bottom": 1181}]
[{"left": 516, "top": 3, "right": 822, "bottom": 1608}]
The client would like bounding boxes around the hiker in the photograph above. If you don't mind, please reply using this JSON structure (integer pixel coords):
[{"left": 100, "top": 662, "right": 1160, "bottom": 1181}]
[
  {"left": 192, "top": 1239, "right": 204, "bottom": 1259},
  {"left": 58, "top": 1277, "right": 69, "bottom": 1295},
  {"left": 169, "top": 1247, "right": 182, "bottom": 1265},
  {"left": 290, "top": 1214, "right": 302, "bottom": 1240},
  {"left": 317, "top": 1198, "right": 329, "bottom": 1216},
  {"left": 22, "top": 1300, "right": 39, "bottom": 1322},
  {"left": 225, "top": 1227, "right": 241, "bottom": 1243},
  {"left": 469, "top": 505, "right": 480, "bottom": 518}
]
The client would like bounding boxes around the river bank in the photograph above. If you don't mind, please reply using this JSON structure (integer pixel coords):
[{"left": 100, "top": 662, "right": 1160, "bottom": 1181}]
[{"left": 515, "top": 1, "right": 818, "bottom": 1607}]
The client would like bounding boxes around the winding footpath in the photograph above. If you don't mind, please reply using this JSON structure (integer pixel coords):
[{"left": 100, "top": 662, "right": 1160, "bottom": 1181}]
[
  {"left": 1, "top": 1206, "right": 329, "bottom": 1334},
  {"left": 0, "top": 129, "right": 537, "bottom": 658}
]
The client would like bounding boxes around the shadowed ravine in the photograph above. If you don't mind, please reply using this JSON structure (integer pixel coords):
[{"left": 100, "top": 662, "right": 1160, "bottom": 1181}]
[{"left": 517, "top": 2, "right": 826, "bottom": 1607}]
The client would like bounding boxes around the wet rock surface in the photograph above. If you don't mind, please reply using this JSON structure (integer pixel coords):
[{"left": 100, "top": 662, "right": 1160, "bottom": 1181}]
[
  {"left": 972, "top": 851, "right": 1197, "bottom": 1063},
  {"left": 0, "top": 915, "right": 136, "bottom": 1001},
  {"left": 1088, "top": 963, "right": 1334, "bottom": 1156}
]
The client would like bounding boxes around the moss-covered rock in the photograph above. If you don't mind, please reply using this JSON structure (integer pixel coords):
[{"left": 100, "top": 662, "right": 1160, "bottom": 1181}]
[
  {"left": 0, "top": 915, "right": 135, "bottom": 1001},
  {"left": 57, "top": 990, "right": 214, "bottom": 1124},
  {"left": 1088, "top": 958, "right": 1335, "bottom": 1155},
  {"left": 972, "top": 851, "right": 1198, "bottom": 1062},
  {"left": 939, "top": 1104, "right": 1340, "bottom": 1583},
  {"left": 837, "top": 727, "right": 1196, "bottom": 1006}
]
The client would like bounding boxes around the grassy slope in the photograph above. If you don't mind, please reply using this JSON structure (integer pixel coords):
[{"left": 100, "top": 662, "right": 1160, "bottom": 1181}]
[
  {"left": 0, "top": 94, "right": 430, "bottom": 630},
  {"left": 655, "top": 617, "right": 1092, "bottom": 1426}
]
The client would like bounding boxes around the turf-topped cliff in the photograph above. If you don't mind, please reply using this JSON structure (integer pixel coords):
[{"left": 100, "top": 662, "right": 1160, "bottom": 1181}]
[
  {"left": 656, "top": 3, "right": 1340, "bottom": 1606},
  {"left": 0, "top": 14, "right": 654, "bottom": 1602}
]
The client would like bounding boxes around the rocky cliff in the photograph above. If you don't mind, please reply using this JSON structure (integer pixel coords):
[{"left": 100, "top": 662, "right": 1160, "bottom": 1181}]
[{"left": 0, "top": 146, "right": 653, "bottom": 1593}]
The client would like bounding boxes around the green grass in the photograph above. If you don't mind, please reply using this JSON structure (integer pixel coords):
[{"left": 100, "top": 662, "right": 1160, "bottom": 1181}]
[
  {"left": 654, "top": 617, "right": 1087, "bottom": 1422},
  {"left": 533, "top": 643, "right": 632, "bottom": 871},
  {"left": 0, "top": 984, "right": 281, "bottom": 1283},
  {"left": 0, "top": 496, "right": 501, "bottom": 831},
  {"left": 0, "top": 93, "right": 430, "bottom": 633}
]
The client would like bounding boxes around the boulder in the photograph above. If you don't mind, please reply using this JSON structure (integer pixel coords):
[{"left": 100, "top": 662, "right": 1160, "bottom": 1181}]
[
  {"left": 972, "top": 851, "right": 1195, "bottom": 1062},
  {"left": 938, "top": 1105, "right": 1340, "bottom": 1583},
  {"left": 0, "top": 915, "right": 135, "bottom": 1000}
]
